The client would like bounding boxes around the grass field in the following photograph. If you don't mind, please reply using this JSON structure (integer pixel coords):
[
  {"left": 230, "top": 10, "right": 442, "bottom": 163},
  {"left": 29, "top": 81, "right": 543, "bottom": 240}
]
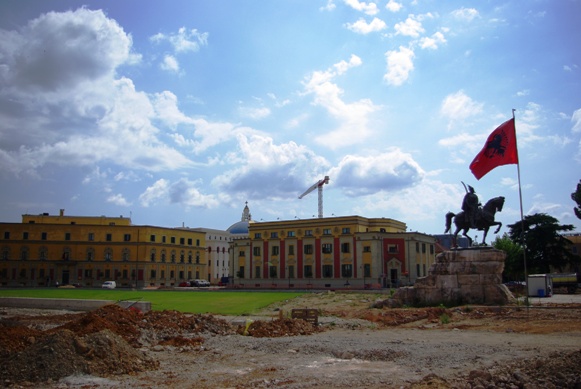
[{"left": 0, "top": 289, "right": 305, "bottom": 315}]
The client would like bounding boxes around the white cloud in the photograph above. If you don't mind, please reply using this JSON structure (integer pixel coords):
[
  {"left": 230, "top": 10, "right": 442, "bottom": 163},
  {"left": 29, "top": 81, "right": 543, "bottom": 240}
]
[
  {"left": 572, "top": 108, "right": 581, "bottom": 133},
  {"left": 394, "top": 15, "right": 425, "bottom": 37},
  {"left": 386, "top": 0, "right": 403, "bottom": 12},
  {"left": 238, "top": 105, "right": 271, "bottom": 120},
  {"left": 383, "top": 46, "right": 415, "bottom": 86},
  {"left": 320, "top": 0, "right": 336, "bottom": 11},
  {"left": 440, "top": 90, "right": 483, "bottom": 125},
  {"left": 329, "top": 149, "right": 425, "bottom": 196},
  {"left": 302, "top": 55, "right": 379, "bottom": 148},
  {"left": 451, "top": 7, "right": 480, "bottom": 22},
  {"left": 107, "top": 193, "right": 132, "bottom": 206},
  {"left": 0, "top": 8, "right": 194, "bottom": 175},
  {"left": 160, "top": 54, "right": 180, "bottom": 73},
  {"left": 344, "top": 0, "right": 379, "bottom": 16},
  {"left": 139, "top": 177, "right": 218, "bottom": 208},
  {"left": 419, "top": 31, "right": 446, "bottom": 50},
  {"left": 213, "top": 134, "right": 331, "bottom": 199},
  {"left": 345, "top": 17, "right": 387, "bottom": 34},
  {"left": 150, "top": 27, "right": 208, "bottom": 53}
]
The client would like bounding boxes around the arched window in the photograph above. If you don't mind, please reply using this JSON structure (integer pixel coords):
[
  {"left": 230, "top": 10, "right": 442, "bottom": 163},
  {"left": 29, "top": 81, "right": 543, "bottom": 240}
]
[
  {"left": 86, "top": 248, "right": 95, "bottom": 262},
  {"left": 150, "top": 249, "right": 156, "bottom": 262},
  {"left": 122, "top": 248, "right": 130, "bottom": 262},
  {"left": 39, "top": 246, "right": 48, "bottom": 261},
  {"left": 104, "top": 248, "right": 113, "bottom": 262},
  {"left": 20, "top": 246, "right": 29, "bottom": 261},
  {"left": 161, "top": 250, "right": 166, "bottom": 263}
]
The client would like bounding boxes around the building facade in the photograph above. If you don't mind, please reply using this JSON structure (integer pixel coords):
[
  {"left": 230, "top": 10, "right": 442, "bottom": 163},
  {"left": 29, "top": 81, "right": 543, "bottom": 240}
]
[
  {"left": 229, "top": 215, "right": 436, "bottom": 289},
  {"left": 189, "top": 228, "right": 232, "bottom": 284},
  {"left": 0, "top": 210, "right": 207, "bottom": 288}
]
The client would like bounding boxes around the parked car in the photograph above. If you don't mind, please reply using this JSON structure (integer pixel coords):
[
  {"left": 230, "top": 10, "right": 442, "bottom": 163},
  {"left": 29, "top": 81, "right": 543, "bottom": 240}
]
[
  {"left": 193, "top": 279, "right": 210, "bottom": 287},
  {"left": 101, "top": 281, "right": 116, "bottom": 289}
]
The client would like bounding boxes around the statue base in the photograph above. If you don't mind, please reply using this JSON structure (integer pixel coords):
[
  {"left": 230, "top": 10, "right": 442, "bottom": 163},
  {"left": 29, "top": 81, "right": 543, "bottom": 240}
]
[{"left": 388, "top": 248, "right": 515, "bottom": 307}]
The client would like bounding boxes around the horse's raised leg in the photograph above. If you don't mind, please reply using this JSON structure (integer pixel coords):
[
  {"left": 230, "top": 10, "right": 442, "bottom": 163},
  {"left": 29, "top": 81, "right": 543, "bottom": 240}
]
[{"left": 493, "top": 221, "right": 502, "bottom": 234}]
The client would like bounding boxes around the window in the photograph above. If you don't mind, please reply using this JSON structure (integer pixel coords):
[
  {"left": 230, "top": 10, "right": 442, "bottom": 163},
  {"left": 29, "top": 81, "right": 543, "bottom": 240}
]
[
  {"left": 239, "top": 250, "right": 246, "bottom": 257},
  {"left": 171, "top": 251, "right": 176, "bottom": 263},
  {"left": 363, "top": 264, "right": 371, "bottom": 277},
  {"left": 104, "top": 249, "right": 112, "bottom": 262},
  {"left": 39, "top": 248, "right": 48, "bottom": 261},
  {"left": 341, "top": 264, "right": 352, "bottom": 278},
  {"left": 86, "top": 248, "right": 94, "bottom": 262},
  {"left": 161, "top": 250, "right": 166, "bottom": 263},
  {"left": 238, "top": 266, "right": 245, "bottom": 279},
  {"left": 287, "top": 231, "right": 295, "bottom": 237},
  {"left": 20, "top": 247, "right": 29, "bottom": 261},
  {"left": 253, "top": 247, "right": 261, "bottom": 256},
  {"left": 150, "top": 235, "right": 156, "bottom": 242},
  {"left": 430, "top": 245, "right": 434, "bottom": 254},
  {"left": 416, "top": 242, "right": 419, "bottom": 253},
  {"left": 150, "top": 250, "right": 156, "bottom": 262},
  {"left": 1, "top": 248, "right": 9, "bottom": 260},
  {"left": 3, "top": 232, "right": 9, "bottom": 239},
  {"left": 342, "top": 228, "right": 350, "bottom": 234},
  {"left": 422, "top": 243, "right": 426, "bottom": 253},
  {"left": 162, "top": 236, "right": 167, "bottom": 243},
  {"left": 188, "top": 252, "right": 193, "bottom": 263},
  {"left": 322, "top": 243, "right": 333, "bottom": 254},
  {"left": 363, "top": 246, "right": 371, "bottom": 253},
  {"left": 416, "top": 264, "right": 420, "bottom": 277},
  {"left": 88, "top": 233, "right": 94, "bottom": 241},
  {"left": 269, "top": 266, "right": 277, "bottom": 278},
  {"left": 188, "top": 238, "right": 192, "bottom": 245},
  {"left": 288, "top": 265, "right": 295, "bottom": 279},
  {"left": 180, "top": 251, "right": 185, "bottom": 263},
  {"left": 180, "top": 237, "right": 185, "bottom": 245},
  {"left": 271, "top": 246, "right": 279, "bottom": 256},
  {"left": 304, "top": 265, "right": 313, "bottom": 278},
  {"left": 171, "top": 237, "right": 176, "bottom": 244},
  {"left": 150, "top": 270, "right": 156, "bottom": 279},
  {"left": 65, "top": 233, "right": 71, "bottom": 241},
  {"left": 254, "top": 233, "right": 262, "bottom": 239},
  {"left": 255, "top": 266, "right": 261, "bottom": 278},
  {"left": 323, "top": 228, "right": 331, "bottom": 235},
  {"left": 124, "top": 234, "right": 131, "bottom": 242},
  {"left": 304, "top": 244, "right": 313, "bottom": 255},
  {"left": 388, "top": 244, "right": 398, "bottom": 253},
  {"left": 270, "top": 232, "right": 278, "bottom": 239},
  {"left": 341, "top": 242, "right": 350, "bottom": 253},
  {"left": 106, "top": 233, "right": 112, "bottom": 242},
  {"left": 322, "top": 265, "right": 333, "bottom": 278},
  {"left": 41, "top": 232, "right": 47, "bottom": 240},
  {"left": 288, "top": 245, "right": 295, "bottom": 255},
  {"left": 23, "top": 232, "right": 29, "bottom": 240},
  {"left": 305, "top": 230, "right": 313, "bottom": 237},
  {"left": 122, "top": 249, "right": 130, "bottom": 262}
]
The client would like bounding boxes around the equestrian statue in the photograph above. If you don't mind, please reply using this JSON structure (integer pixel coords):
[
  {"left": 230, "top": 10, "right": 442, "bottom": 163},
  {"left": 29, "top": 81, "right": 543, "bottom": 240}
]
[{"left": 444, "top": 183, "right": 505, "bottom": 246}]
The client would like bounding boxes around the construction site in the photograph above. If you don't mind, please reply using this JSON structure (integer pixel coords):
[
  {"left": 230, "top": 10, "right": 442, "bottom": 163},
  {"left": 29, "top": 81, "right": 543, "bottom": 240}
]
[{"left": 1, "top": 291, "right": 580, "bottom": 388}]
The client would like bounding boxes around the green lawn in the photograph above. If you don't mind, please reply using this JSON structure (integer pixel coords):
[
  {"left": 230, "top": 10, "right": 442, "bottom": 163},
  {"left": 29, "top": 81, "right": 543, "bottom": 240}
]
[{"left": 0, "top": 289, "right": 305, "bottom": 315}]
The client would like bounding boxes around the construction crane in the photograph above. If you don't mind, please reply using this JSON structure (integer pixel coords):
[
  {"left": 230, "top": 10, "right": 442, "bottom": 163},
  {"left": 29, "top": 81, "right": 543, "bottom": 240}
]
[{"left": 299, "top": 176, "right": 330, "bottom": 218}]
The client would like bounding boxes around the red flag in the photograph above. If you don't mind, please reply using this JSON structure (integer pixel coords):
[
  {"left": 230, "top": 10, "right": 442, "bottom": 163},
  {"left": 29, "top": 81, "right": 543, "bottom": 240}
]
[{"left": 469, "top": 118, "right": 518, "bottom": 180}]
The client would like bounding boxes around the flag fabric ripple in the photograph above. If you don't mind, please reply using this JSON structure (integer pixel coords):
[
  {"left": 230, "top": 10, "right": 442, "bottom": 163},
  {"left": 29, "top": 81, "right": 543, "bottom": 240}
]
[{"left": 469, "top": 118, "right": 519, "bottom": 180}]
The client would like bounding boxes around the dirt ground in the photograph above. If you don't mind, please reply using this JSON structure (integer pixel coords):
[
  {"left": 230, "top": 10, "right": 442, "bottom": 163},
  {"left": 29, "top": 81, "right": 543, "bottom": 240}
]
[{"left": 0, "top": 291, "right": 580, "bottom": 388}]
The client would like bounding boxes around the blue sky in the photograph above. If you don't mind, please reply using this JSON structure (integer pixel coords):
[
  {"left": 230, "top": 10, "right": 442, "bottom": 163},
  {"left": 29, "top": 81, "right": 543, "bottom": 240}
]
[{"left": 1, "top": 0, "right": 580, "bottom": 239}]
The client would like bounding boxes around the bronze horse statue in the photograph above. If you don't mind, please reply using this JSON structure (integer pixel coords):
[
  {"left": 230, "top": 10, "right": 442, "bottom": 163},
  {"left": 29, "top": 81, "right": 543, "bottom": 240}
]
[{"left": 445, "top": 196, "right": 505, "bottom": 246}]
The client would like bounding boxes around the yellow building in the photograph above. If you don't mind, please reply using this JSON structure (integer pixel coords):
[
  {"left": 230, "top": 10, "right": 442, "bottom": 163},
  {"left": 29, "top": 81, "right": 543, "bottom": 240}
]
[
  {"left": 0, "top": 210, "right": 206, "bottom": 287},
  {"left": 229, "top": 215, "right": 436, "bottom": 289}
]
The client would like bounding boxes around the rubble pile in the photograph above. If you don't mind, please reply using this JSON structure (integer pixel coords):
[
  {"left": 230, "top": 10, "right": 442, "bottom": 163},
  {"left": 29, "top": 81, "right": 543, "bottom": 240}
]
[
  {"left": 237, "top": 318, "right": 322, "bottom": 337},
  {"left": 361, "top": 307, "right": 447, "bottom": 326}
]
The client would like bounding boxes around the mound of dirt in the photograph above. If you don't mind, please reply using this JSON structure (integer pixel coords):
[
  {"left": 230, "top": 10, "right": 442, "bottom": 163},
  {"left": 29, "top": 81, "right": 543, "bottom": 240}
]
[
  {"left": 236, "top": 318, "right": 322, "bottom": 337},
  {"left": 0, "top": 329, "right": 158, "bottom": 385}
]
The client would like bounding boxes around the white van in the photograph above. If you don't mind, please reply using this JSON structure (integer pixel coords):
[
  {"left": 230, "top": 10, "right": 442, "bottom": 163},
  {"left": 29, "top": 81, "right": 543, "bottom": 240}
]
[{"left": 101, "top": 281, "right": 116, "bottom": 289}]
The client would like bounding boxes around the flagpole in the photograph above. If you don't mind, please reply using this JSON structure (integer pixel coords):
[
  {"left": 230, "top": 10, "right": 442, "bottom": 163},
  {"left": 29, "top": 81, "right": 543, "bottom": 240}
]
[{"left": 513, "top": 109, "right": 528, "bottom": 300}]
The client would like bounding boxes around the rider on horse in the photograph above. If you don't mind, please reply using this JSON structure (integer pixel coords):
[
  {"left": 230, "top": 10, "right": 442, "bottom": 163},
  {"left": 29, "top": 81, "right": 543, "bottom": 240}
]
[{"left": 461, "top": 185, "right": 480, "bottom": 228}]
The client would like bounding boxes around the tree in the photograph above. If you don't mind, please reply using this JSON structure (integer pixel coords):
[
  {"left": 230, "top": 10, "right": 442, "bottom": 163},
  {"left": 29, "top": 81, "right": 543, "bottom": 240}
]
[
  {"left": 507, "top": 213, "right": 578, "bottom": 274},
  {"left": 572, "top": 179, "right": 581, "bottom": 220},
  {"left": 492, "top": 233, "right": 524, "bottom": 281}
]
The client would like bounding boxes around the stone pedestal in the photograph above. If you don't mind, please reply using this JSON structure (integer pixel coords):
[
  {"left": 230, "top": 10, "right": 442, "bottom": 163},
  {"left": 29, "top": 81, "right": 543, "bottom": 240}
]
[{"left": 390, "top": 248, "right": 514, "bottom": 307}]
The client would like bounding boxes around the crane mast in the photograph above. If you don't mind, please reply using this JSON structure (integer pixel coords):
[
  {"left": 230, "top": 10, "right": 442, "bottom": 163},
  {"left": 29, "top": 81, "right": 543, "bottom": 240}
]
[{"left": 299, "top": 176, "right": 330, "bottom": 218}]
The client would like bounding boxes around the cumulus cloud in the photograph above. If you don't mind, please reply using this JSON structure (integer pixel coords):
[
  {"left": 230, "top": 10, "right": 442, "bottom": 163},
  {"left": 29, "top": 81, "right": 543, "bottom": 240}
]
[
  {"left": 0, "top": 8, "right": 194, "bottom": 175},
  {"left": 213, "top": 134, "right": 331, "bottom": 200},
  {"left": 344, "top": 0, "right": 379, "bottom": 16},
  {"left": 394, "top": 15, "right": 425, "bottom": 37},
  {"left": 451, "top": 7, "right": 480, "bottom": 22},
  {"left": 386, "top": 0, "right": 403, "bottom": 12},
  {"left": 345, "top": 17, "right": 387, "bottom": 34},
  {"left": 160, "top": 55, "right": 180, "bottom": 73},
  {"left": 383, "top": 46, "right": 415, "bottom": 86},
  {"left": 329, "top": 149, "right": 425, "bottom": 196},
  {"left": 139, "top": 178, "right": 219, "bottom": 208},
  {"left": 150, "top": 27, "right": 208, "bottom": 53},
  {"left": 440, "top": 90, "right": 483, "bottom": 124},
  {"left": 419, "top": 31, "right": 447, "bottom": 50},
  {"left": 107, "top": 193, "right": 132, "bottom": 206},
  {"left": 302, "top": 55, "right": 379, "bottom": 148}
]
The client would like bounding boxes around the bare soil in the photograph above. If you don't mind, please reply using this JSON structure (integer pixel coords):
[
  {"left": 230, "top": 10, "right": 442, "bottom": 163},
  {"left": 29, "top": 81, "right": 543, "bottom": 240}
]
[{"left": 1, "top": 291, "right": 580, "bottom": 388}]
